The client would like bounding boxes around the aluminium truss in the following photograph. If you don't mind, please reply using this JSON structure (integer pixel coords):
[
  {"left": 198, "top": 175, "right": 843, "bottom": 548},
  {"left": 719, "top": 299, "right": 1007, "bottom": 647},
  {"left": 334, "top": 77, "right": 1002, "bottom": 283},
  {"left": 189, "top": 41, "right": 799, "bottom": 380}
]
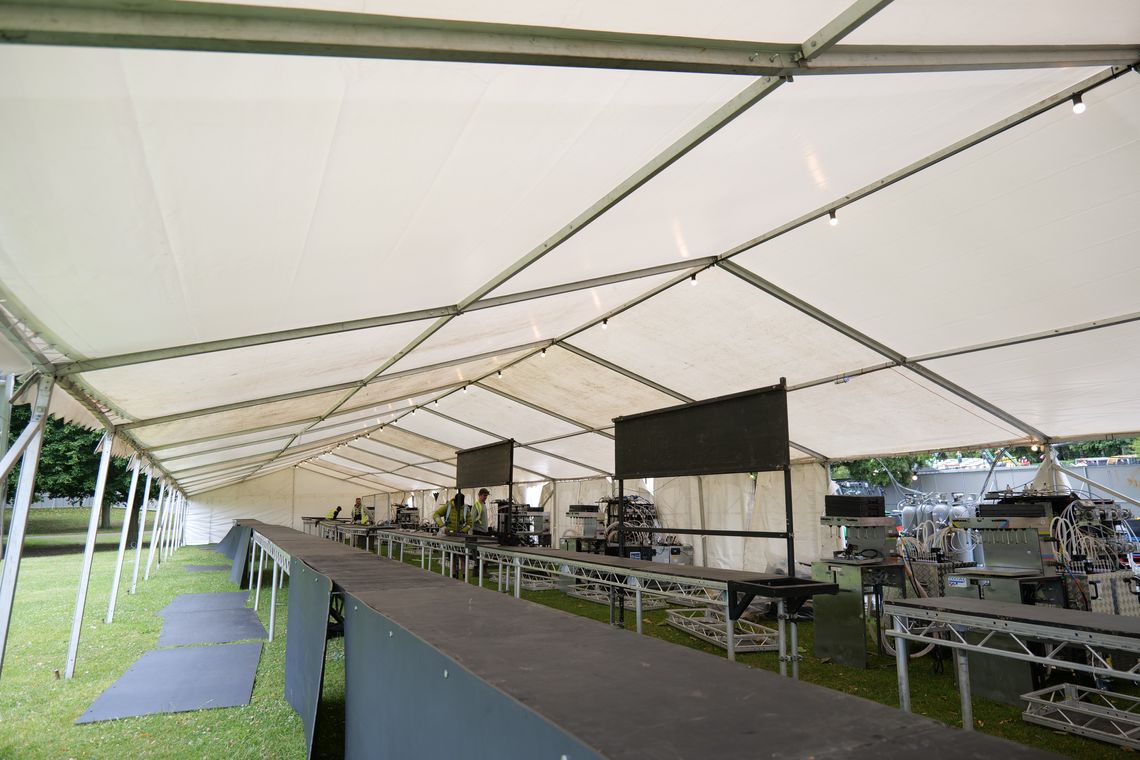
[
  {"left": 665, "top": 607, "right": 779, "bottom": 653},
  {"left": 1022, "top": 683, "right": 1140, "bottom": 750}
]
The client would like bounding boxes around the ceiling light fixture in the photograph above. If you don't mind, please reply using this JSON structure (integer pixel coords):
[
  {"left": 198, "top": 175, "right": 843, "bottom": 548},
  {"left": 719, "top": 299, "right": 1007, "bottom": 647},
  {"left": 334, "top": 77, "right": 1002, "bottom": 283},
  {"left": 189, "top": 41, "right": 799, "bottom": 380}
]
[
  {"left": 690, "top": 274, "right": 698, "bottom": 286},
  {"left": 828, "top": 209, "right": 838, "bottom": 227},
  {"left": 1071, "top": 93, "right": 1086, "bottom": 114}
]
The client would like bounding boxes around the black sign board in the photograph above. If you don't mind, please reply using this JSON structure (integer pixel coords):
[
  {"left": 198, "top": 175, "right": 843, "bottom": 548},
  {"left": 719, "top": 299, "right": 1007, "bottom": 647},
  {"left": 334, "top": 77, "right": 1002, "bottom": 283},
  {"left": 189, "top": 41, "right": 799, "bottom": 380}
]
[
  {"left": 614, "top": 385, "right": 789, "bottom": 479},
  {"left": 456, "top": 439, "right": 514, "bottom": 489}
]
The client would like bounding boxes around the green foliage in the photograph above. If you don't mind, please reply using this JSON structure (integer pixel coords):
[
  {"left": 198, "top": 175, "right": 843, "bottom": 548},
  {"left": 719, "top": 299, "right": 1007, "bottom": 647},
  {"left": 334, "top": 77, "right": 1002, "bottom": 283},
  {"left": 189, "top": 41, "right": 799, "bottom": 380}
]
[
  {"left": 4, "top": 405, "right": 133, "bottom": 504},
  {"left": 830, "top": 456, "right": 925, "bottom": 487}
]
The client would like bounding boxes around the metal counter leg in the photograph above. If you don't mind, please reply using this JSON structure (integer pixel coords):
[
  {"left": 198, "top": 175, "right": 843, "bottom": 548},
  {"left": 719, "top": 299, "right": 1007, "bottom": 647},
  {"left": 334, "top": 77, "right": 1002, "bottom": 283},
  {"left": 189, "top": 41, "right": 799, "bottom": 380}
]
[
  {"left": 894, "top": 615, "right": 911, "bottom": 712},
  {"left": 956, "top": 649, "right": 973, "bottom": 730},
  {"left": 634, "top": 581, "right": 643, "bottom": 635},
  {"left": 777, "top": 600, "right": 787, "bottom": 676},
  {"left": 268, "top": 561, "right": 278, "bottom": 641},
  {"left": 790, "top": 619, "right": 799, "bottom": 680},
  {"left": 514, "top": 558, "right": 522, "bottom": 599},
  {"left": 725, "top": 599, "right": 736, "bottom": 662}
]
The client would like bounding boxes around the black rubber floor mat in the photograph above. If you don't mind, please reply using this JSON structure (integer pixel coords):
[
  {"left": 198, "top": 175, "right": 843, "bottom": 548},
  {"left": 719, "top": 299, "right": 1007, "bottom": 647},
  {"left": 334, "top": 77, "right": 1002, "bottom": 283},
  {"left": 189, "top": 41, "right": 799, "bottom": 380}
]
[
  {"left": 76, "top": 643, "right": 262, "bottom": 724},
  {"left": 158, "top": 592, "right": 249, "bottom": 617},
  {"left": 159, "top": 608, "right": 267, "bottom": 647}
]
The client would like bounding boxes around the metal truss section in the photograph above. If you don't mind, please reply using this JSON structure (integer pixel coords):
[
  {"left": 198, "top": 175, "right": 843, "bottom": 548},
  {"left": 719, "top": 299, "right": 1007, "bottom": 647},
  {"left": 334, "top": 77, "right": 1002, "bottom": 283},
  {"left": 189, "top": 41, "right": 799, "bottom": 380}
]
[
  {"left": 885, "top": 604, "right": 1140, "bottom": 682},
  {"left": 252, "top": 531, "right": 292, "bottom": 575},
  {"left": 665, "top": 607, "right": 778, "bottom": 653},
  {"left": 566, "top": 583, "right": 667, "bottom": 611},
  {"left": 1022, "top": 683, "right": 1140, "bottom": 750},
  {"left": 477, "top": 546, "right": 727, "bottom": 607},
  {"left": 486, "top": 570, "right": 558, "bottom": 592}
]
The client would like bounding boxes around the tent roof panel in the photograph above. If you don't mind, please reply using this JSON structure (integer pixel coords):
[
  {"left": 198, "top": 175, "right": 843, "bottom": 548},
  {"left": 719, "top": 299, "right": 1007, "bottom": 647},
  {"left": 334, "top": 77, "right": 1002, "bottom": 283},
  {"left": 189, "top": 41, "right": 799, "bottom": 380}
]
[
  {"left": 358, "top": 425, "right": 457, "bottom": 461},
  {"left": 513, "top": 447, "right": 602, "bottom": 480},
  {"left": 391, "top": 409, "right": 499, "bottom": 450},
  {"left": 788, "top": 367, "right": 1028, "bottom": 459},
  {"left": 922, "top": 321, "right": 1140, "bottom": 440},
  {"left": 494, "top": 67, "right": 1097, "bottom": 295},
  {"left": 0, "top": 45, "right": 745, "bottom": 356},
  {"left": 433, "top": 385, "right": 584, "bottom": 443},
  {"left": 567, "top": 267, "right": 882, "bottom": 399},
  {"left": 384, "top": 273, "right": 676, "bottom": 375},
  {"left": 480, "top": 345, "right": 679, "bottom": 428},
  {"left": 159, "top": 438, "right": 288, "bottom": 472},
  {"left": 150, "top": 422, "right": 310, "bottom": 458},
  {"left": 737, "top": 72, "right": 1140, "bottom": 357},
  {"left": 844, "top": 0, "right": 1140, "bottom": 46},
  {"left": 79, "top": 320, "right": 431, "bottom": 419},
  {"left": 527, "top": 432, "right": 615, "bottom": 473},
  {"left": 129, "top": 388, "right": 349, "bottom": 448}
]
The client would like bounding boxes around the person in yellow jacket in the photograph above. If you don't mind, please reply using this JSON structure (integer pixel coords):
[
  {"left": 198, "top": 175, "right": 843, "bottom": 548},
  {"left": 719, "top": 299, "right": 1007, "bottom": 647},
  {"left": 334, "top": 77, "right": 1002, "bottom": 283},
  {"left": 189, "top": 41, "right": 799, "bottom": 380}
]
[
  {"left": 432, "top": 493, "right": 471, "bottom": 535},
  {"left": 325, "top": 505, "right": 342, "bottom": 520}
]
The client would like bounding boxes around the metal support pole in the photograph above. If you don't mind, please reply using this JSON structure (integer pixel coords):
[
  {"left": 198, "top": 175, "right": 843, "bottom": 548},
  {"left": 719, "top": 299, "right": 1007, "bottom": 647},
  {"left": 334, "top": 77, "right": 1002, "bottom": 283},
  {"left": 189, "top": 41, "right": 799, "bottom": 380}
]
[
  {"left": 144, "top": 483, "right": 167, "bottom": 580},
  {"left": 782, "top": 464, "right": 796, "bottom": 579},
  {"left": 514, "top": 557, "right": 521, "bottom": 599},
  {"left": 0, "top": 373, "right": 14, "bottom": 560},
  {"left": 247, "top": 537, "right": 256, "bottom": 590},
  {"left": 268, "top": 560, "right": 278, "bottom": 641},
  {"left": 106, "top": 459, "right": 140, "bottom": 623},
  {"left": 894, "top": 615, "right": 911, "bottom": 712},
  {"left": 478, "top": 555, "right": 484, "bottom": 588},
  {"left": 617, "top": 478, "right": 625, "bottom": 628},
  {"left": 777, "top": 599, "right": 787, "bottom": 677},
  {"left": 725, "top": 600, "right": 736, "bottom": 662},
  {"left": 420, "top": 543, "right": 426, "bottom": 569},
  {"left": 464, "top": 549, "right": 470, "bottom": 584},
  {"left": 956, "top": 649, "right": 973, "bottom": 730},
  {"left": 65, "top": 430, "right": 115, "bottom": 679},
  {"left": 498, "top": 558, "right": 504, "bottom": 592},
  {"left": 399, "top": 540, "right": 404, "bottom": 563},
  {"left": 0, "top": 376, "right": 53, "bottom": 680},
  {"left": 254, "top": 543, "right": 264, "bottom": 610},
  {"left": 447, "top": 549, "right": 453, "bottom": 578},
  {"left": 130, "top": 470, "right": 153, "bottom": 594}
]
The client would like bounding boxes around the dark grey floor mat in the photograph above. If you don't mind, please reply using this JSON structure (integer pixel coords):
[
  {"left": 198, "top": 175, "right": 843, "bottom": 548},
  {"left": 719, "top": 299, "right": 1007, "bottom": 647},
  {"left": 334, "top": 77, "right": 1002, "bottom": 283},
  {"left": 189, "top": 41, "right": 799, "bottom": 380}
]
[
  {"left": 158, "top": 592, "right": 249, "bottom": 617},
  {"left": 76, "top": 643, "right": 262, "bottom": 724},
  {"left": 159, "top": 608, "right": 267, "bottom": 647},
  {"left": 184, "top": 564, "right": 230, "bottom": 573}
]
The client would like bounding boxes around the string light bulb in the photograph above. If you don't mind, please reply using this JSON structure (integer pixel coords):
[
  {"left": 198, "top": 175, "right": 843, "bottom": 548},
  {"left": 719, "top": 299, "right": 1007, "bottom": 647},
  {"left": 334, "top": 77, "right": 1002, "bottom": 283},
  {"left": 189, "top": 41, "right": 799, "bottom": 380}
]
[
  {"left": 497, "top": 369, "right": 502, "bottom": 378},
  {"left": 828, "top": 209, "right": 839, "bottom": 227},
  {"left": 1071, "top": 93, "right": 1086, "bottom": 114},
  {"left": 602, "top": 318, "right": 608, "bottom": 330},
  {"left": 541, "top": 348, "right": 547, "bottom": 357},
  {"left": 690, "top": 274, "right": 698, "bottom": 286},
  {"left": 462, "top": 385, "right": 468, "bottom": 393}
]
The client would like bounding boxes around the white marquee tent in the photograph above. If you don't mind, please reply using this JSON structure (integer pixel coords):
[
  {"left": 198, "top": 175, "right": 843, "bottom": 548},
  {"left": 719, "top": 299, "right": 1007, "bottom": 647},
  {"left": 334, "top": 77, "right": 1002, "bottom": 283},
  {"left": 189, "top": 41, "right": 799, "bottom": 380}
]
[{"left": 1, "top": 0, "right": 1138, "bottom": 563}]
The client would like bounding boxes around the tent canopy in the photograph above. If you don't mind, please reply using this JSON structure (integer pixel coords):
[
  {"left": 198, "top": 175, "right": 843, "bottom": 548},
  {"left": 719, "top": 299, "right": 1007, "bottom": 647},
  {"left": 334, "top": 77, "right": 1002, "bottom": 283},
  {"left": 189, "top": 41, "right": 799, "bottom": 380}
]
[{"left": 0, "top": 0, "right": 1138, "bottom": 495}]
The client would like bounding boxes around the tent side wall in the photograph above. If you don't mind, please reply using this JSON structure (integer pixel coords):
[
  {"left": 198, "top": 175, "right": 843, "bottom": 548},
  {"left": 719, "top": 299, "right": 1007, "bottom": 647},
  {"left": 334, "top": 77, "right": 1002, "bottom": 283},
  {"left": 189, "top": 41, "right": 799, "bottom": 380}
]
[{"left": 184, "top": 468, "right": 367, "bottom": 544}]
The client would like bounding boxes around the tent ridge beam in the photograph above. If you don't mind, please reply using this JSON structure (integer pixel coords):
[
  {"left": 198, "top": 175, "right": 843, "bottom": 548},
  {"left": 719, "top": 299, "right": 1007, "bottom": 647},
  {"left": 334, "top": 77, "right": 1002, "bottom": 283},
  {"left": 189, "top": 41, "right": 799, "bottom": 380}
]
[
  {"left": 4, "top": 2, "right": 1128, "bottom": 75},
  {"left": 718, "top": 260, "right": 1049, "bottom": 441}
]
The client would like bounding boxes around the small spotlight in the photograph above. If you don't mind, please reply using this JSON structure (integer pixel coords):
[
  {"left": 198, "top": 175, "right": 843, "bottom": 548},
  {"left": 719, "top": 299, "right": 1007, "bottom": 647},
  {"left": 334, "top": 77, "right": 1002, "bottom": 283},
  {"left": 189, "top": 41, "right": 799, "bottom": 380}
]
[
  {"left": 690, "top": 274, "right": 698, "bottom": 287},
  {"left": 462, "top": 385, "right": 468, "bottom": 393},
  {"left": 828, "top": 209, "right": 838, "bottom": 227},
  {"left": 411, "top": 408, "right": 416, "bottom": 415},
  {"left": 1071, "top": 93, "right": 1086, "bottom": 114},
  {"left": 497, "top": 370, "right": 502, "bottom": 378},
  {"left": 911, "top": 474, "right": 918, "bottom": 482},
  {"left": 541, "top": 348, "right": 547, "bottom": 357},
  {"left": 602, "top": 318, "right": 608, "bottom": 330}
]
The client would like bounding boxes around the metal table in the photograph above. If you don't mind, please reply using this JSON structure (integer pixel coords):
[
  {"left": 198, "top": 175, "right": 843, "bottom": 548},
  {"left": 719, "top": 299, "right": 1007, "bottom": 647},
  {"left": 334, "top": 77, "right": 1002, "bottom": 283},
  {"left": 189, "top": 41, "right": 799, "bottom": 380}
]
[{"left": 885, "top": 596, "right": 1140, "bottom": 731}]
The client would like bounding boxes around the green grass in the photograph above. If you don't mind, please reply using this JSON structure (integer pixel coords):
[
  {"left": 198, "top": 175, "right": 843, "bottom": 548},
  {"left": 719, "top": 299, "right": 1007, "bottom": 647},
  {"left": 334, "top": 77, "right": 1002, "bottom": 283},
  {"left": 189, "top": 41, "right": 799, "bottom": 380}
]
[
  {"left": 3, "top": 506, "right": 125, "bottom": 536},
  {"left": 0, "top": 545, "right": 306, "bottom": 759}
]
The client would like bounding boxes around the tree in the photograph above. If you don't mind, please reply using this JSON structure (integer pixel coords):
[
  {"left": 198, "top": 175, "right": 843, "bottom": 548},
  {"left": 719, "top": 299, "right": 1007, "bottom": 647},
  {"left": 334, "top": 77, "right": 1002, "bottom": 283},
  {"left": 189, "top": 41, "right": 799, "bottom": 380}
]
[{"left": 4, "top": 404, "right": 133, "bottom": 505}]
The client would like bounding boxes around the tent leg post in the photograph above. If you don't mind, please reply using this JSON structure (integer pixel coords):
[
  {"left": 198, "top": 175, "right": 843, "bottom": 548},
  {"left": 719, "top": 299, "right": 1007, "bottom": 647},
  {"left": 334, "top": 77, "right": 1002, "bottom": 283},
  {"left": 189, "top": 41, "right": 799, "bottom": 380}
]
[
  {"left": 65, "top": 431, "right": 114, "bottom": 679},
  {"left": 254, "top": 544, "right": 264, "bottom": 609},
  {"left": 0, "top": 373, "right": 14, "bottom": 561},
  {"left": 144, "top": 484, "right": 168, "bottom": 581},
  {"left": 777, "top": 600, "right": 787, "bottom": 677},
  {"left": 129, "top": 471, "right": 153, "bottom": 594},
  {"left": 0, "top": 376, "right": 53, "bottom": 680},
  {"left": 268, "top": 561, "right": 278, "bottom": 641},
  {"left": 106, "top": 460, "right": 141, "bottom": 623}
]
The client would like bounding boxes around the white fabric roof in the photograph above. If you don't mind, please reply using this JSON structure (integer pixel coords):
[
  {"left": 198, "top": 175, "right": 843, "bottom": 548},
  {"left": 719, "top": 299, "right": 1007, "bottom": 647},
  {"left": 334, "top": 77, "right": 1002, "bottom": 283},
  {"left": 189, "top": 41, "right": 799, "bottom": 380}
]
[{"left": 0, "top": 1, "right": 1138, "bottom": 494}]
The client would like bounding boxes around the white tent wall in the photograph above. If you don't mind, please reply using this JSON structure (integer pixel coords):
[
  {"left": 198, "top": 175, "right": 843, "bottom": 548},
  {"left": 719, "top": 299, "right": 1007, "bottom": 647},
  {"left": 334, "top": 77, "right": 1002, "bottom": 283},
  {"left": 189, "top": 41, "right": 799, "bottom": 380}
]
[
  {"left": 654, "top": 466, "right": 838, "bottom": 573},
  {"left": 185, "top": 467, "right": 367, "bottom": 544}
]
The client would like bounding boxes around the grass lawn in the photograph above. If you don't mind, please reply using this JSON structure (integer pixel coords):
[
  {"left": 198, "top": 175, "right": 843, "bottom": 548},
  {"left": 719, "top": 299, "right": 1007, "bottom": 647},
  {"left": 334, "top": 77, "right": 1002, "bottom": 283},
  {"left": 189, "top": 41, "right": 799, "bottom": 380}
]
[{"left": 1, "top": 530, "right": 1132, "bottom": 759}]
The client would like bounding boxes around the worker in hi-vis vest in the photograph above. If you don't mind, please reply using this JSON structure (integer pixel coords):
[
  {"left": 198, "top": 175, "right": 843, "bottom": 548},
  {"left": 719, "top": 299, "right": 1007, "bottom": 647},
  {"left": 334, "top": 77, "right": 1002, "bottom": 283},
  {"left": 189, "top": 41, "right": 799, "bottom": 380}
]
[
  {"left": 325, "top": 505, "right": 342, "bottom": 520},
  {"left": 432, "top": 493, "right": 471, "bottom": 535}
]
